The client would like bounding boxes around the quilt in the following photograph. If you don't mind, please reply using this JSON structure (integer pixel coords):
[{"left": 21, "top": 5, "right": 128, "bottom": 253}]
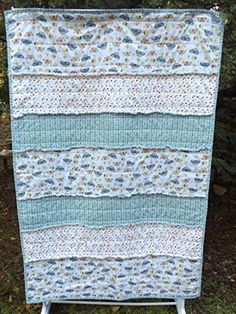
[{"left": 5, "top": 8, "right": 224, "bottom": 303}]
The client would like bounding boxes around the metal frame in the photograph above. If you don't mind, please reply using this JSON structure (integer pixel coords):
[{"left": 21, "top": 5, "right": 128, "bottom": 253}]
[{"left": 41, "top": 299, "right": 186, "bottom": 314}]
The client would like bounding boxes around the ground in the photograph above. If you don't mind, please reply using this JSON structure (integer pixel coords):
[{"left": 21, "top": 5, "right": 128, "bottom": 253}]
[{"left": 0, "top": 164, "right": 235, "bottom": 314}]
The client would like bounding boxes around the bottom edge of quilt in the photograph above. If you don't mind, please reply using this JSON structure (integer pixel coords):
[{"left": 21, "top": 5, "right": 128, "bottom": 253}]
[
  {"left": 26, "top": 293, "right": 202, "bottom": 304},
  {"left": 24, "top": 255, "right": 203, "bottom": 304}
]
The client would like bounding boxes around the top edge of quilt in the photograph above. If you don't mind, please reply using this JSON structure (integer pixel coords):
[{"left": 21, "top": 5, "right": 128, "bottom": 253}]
[
  {"left": 4, "top": 8, "right": 223, "bottom": 17},
  {"left": 5, "top": 8, "right": 224, "bottom": 76}
]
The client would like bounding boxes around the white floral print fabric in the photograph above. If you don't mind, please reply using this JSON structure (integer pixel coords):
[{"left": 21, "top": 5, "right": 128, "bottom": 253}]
[
  {"left": 11, "top": 74, "right": 217, "bottom": 117},
  {"left": 22, "top": 223, "right": 203, "bottom": 262},
  {"left": 15, "top": 147, "right": 210, "bottom": 200},
  {"left": 25, "top": 256, "right": 202, "bottom": 303},
  {"left": 6, "top": 10, "right": 223, "bottom": 75}
]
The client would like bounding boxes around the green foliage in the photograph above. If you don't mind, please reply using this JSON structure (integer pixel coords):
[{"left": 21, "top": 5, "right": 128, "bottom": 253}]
[
  {"left": 0, "top": 0, "right": 235, "bottom": 186},
  {"left": 213, "top": 97, "right": 236, "bottom": 185}
]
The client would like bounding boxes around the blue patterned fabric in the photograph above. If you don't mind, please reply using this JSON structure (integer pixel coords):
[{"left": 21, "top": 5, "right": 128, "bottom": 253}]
[
  {"left": 18, "top": 195, "right": 208, "bottom": 231},
  {"left": 6, "top": 8, "right": 223, "bottom": 76},
  {"left": 12, "top": 113, "right": 215, "bottom": 152}
]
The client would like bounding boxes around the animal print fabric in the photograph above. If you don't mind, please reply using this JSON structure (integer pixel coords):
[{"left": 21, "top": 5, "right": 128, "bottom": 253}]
[
  {"left": 6, "top": 10, "right": 223, "bottom": 75},
  {"left": 25, "top": 256, "right": 202, "bottom": 303},
  {"left": 15, "top": 147, "right": 210, "bottom": 200}
]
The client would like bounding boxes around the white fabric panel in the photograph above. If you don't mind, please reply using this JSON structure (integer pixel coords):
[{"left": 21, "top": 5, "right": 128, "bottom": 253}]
[
  {"left": 11, "top": 74, "right": 217, "bottom": 117},
  {"left": 22, "top": 222, "right": 203, "bottom": 262},
  {"left": 15, "top": 147, "right": 210, "bottom": 200}
]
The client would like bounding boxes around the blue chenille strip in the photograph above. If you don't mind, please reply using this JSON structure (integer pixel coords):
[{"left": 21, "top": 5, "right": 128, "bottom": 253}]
[
  {"left": 18, "top": 194, "right": 208, "bottom": 232},
  {"left": 11, "top": 113, "right": 215, "bottom": 152}
]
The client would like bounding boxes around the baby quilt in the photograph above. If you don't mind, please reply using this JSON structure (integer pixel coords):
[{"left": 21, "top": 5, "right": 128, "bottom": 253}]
[{"left": 5, "top": 8, "right": 224, "bottom": 303}]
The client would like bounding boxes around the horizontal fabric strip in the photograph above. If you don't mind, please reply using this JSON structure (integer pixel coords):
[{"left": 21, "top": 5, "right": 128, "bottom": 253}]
[
  {"left": 18, "top": 195, "right": 208, "bottom": 232},
  {"left": 11, "top": 74, "right": 217, "bottom": 117},
  {"left": 11, "top": 113, "right": 215, "bottom": 152},
  {"left": 15, "top": 148, "right": 210, "bottom": 200},
  {"left": 22, "top": 223, "right": 203, "bottom": 262},
  {"left": 5, "top": 10, "right": 223, "bottom": 76},
  {"left": 25, "top": 255, "right": 201, "bottom": 303}
]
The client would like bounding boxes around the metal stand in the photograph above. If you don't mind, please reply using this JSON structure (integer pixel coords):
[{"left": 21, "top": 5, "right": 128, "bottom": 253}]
[
  {"left": 41, "top": 298, "right": 186, "bottom": 314},
  {"left": 176, "top": 299, "right": 186, "bottom": 314},
  {"left": 41, "top": 302, "right": 51, "bottom": 314}
]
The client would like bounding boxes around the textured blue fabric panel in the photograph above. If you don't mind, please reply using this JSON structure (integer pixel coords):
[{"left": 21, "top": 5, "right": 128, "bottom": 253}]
[
  {"left": 12, "top": 113, "right": 215, "bottom": 152},
  {"left": 18, "top": 194, "right": 208, "bottom": 232}
]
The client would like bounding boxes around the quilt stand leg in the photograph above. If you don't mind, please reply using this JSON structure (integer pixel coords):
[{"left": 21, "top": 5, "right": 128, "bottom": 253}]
[
  {"left": 41, "top": 302, "right": 51, "bottom": 314},
  {"left": 175, "top": 298, "right": 186, "bottom": 314},
  {"left": 41, "top": 299, "right": 186, "bottom": 313}
]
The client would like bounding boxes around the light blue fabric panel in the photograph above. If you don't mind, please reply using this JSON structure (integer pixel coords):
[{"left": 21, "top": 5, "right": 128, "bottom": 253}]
[
  {"left": 18, "top": 194, "right": 208, "bottom": 232},
  {"left": 12, "top": 113, "right": 215, "bottom": 152}
]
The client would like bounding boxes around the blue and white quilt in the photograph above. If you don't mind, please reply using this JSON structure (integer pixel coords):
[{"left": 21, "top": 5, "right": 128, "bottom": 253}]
[{"left": 5, "top": 8, "right": 224, "bottom": 303}]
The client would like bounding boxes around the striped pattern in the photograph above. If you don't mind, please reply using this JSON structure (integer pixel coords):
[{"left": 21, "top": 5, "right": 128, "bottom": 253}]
[
  {"left": 5, "top": 8, "right": 224, "bottom": 304},
  {"left": 18, "top": 195, "right": 208, "bottom": 232},
  {"left": 12, "top": 113, "right": 215, "bottom": 152}
]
